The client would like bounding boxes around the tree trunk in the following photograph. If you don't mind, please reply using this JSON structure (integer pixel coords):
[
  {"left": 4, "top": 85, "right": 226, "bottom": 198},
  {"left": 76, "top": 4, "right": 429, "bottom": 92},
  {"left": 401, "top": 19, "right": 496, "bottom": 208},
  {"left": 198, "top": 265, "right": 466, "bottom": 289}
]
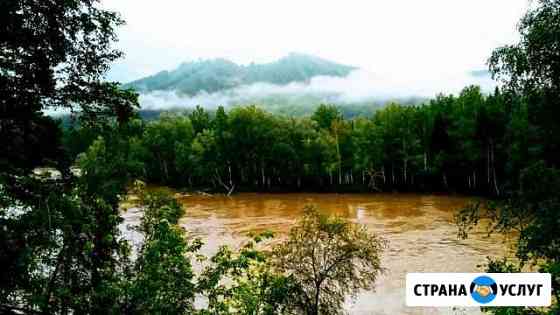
[
  {"left": 403, "top": 138, "right": 408, "bottom": 185},
  {"left": 228, "top": 164, "right": 233, "bottom": 188},
  {"left": 403, "top": 158, "right": 408, "bottom": 185},
  {"left": 261, "top": 163, "right": 265, "bottom": 188},
  {"left": 490, "top": 140, "right": 500, "bottom": 196},
  {"left": 334, "top": 125, "right": 342, "bottom": 187},
  {"left": 215, "top": 168, "right": 235, "bottom": 196},
  {"left": 312, "top": 282, "right": 321, "bottom": 315},
  {"left": 487, "top": 143, "right": 491, "bottom": 186},
  {"left": 162, "top": 160, "right": 169, "bottom": 181}
]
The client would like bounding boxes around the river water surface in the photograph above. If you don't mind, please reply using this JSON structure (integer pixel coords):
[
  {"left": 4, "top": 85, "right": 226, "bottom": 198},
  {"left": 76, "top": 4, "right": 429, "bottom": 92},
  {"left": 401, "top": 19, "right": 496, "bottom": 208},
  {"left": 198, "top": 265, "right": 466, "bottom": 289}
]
[{"left": 123, "top": 192, "right": 514, "bottom": 314}]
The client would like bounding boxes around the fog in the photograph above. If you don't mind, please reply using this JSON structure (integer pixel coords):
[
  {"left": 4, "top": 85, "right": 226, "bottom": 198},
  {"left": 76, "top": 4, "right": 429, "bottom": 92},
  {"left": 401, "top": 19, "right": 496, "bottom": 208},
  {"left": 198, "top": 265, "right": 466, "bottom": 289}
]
[{"left": 138, "top": 69, "right": 497, "bottom": 110}]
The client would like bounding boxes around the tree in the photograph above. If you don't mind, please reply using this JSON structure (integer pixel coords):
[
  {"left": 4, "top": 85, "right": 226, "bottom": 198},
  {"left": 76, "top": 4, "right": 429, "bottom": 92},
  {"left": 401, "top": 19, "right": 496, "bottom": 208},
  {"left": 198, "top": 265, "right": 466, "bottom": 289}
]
[
  {"left": 474, "top": 88, "right": 506, "bottom": 194},
  {"left": 311, "top": 104, "right": 342, "bottom": 130},
  {"left": 0, "top": 0, "right": 137, "bottom": 174},
  {"left": 227, "top": 106, "right": 275, "bottom": 189},
  {"left": 352, "top": 118, "right": 385, "bottom": 190},
  {"left": 489, "top": 0, "right": 560, "bottom": 167},
  {"left": 457, "top": 162, "right": 560, "bottom": 314},
  {"left": 197, "top": 231, "right": 296, "bottom": 315},
  {"left": 373, "top": 103, "right": 422, "bottom": 189},
  {"left": 458, "top": 1, "right": 560, "bottom": 313},
  {"left": 273, "top": 207, "right": 385, "bottom": 315},
  {"left": 430, "top": 108, "right": 452, "bottom": 189},
  {"left": 191, "top": 129, "right": 235, "bottom": 194},
  {"left": 0, "top": 1, "right": 139, "bottom": 313},
  {"left": 489, "top": 0, "right": 560, "bottom": 94},
  {"left": 127, "top": 191, "right": 201, "bottom": 315},
  {"left": 142, "top": 114, "right": 194, "bottom": 184},
  {"left": 75, "top": 136, "right": 138, "bottom": 313},
  {"left": 189, "top": 105, "right": 211, "bottom": 135},
  {"left": 195, "top": 207, "right": 385, "bottom": 315}
]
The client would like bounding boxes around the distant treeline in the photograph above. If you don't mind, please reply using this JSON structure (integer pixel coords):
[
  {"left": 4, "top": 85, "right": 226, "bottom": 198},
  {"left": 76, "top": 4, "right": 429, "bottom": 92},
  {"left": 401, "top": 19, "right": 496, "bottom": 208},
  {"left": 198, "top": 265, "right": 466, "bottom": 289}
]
[
  {"left": 63, "top": 84, "right": 549, "bottom": 196},
  {"left": 58, "top": 97, "right": 429, "bottom": 128}
]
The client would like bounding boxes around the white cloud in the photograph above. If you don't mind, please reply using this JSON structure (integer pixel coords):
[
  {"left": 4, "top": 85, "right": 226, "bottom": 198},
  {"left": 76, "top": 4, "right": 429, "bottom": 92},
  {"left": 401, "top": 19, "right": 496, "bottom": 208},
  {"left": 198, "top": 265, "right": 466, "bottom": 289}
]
[
  {"left": 137, "top": 69, "right": 496, "bottom": 110},
  {"left": 103, "top": 0, "right": 528, "bottom": 85}
]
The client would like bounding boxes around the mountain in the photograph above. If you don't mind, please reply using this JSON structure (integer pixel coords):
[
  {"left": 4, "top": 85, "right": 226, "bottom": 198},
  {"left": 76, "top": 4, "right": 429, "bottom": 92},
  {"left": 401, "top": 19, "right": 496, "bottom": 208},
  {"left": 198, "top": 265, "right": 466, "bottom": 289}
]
[
  {"left": 119, "top": 54, "right": 494, "bottom": 118},
  {"left": 469, "top": 69, "right": 492, "bottom": 78},
  {"left": 124, "top": 53, "right": 356, "bottom": 95}
]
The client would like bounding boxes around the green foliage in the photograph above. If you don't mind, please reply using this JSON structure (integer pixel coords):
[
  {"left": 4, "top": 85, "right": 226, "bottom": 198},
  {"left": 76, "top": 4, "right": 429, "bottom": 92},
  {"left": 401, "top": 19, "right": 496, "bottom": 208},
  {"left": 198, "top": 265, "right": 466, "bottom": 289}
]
[
  {"left": 311, "top": 104, "right": 343, "bottom": 130},
  {"left": 456, "top": 162, "right": 560, "bottom": 314},
  {"left": 127, "top": 191, "right": 202, "bottom": 315},
  {"left": 0, "top": 0, "right": 139, "bottom": 313},
  {"left": 489, "top": 0, "right": 560, "bottom": 94},
  {"left": 190, "top": 105, "right": 212, "bottom": 135},
  {"left": 197, "top": 232, "right": 295, "bottom": 315},
  {"left": 138, "top": 192, "right": 185, "bottom": 232},
  {"left": 0, "top": 0, "right": 139, "bottom": 174},
  {"left": 130, "top": 221, "right": 196, "bottom": 314},
  {"left": 142, "top": 114, "right": 194, "bottom": 184},
  {"left": 273, "top": 206, "right": 386, "bottom": 315},
  {"left": 0, "top": 132, "right": 139, "bottom": 314},
  {"left": 66, "top": 85, "right": 523, "bottom": 195},
  {"left": 457, "top": 1, "right": 560, "bottom": 313}
]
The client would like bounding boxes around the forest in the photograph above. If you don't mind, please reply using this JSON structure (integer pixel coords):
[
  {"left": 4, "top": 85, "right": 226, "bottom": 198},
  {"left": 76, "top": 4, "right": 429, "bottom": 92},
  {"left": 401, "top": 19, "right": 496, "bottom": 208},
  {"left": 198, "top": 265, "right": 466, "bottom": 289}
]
[
  {"left": 65, "top": 86, "right": 526, "bottom": 196},
  {"left": 1, "top": 0, "right": 559, "bottom": 314}
]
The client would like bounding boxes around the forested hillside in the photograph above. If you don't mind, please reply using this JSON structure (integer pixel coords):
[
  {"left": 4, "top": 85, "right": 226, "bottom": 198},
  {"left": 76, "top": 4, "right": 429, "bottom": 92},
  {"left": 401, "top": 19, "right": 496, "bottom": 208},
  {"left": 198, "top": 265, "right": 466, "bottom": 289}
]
[{"left": 125, "top": 53, "right": 356, "bottom": 95}]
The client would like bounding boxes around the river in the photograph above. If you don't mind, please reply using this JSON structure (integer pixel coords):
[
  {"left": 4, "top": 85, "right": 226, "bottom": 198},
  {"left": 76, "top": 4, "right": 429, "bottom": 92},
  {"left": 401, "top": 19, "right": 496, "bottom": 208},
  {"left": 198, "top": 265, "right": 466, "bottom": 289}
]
[{"left": 122, "top": 192, "right": 515, "bottom": 314}]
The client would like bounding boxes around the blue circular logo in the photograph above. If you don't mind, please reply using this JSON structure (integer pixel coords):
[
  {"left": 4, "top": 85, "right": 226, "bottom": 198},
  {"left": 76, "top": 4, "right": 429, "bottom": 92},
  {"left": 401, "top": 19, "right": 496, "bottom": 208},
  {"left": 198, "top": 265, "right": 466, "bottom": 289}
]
[{"left": 470, "top": 276, "right": 497, "bottom": 304}]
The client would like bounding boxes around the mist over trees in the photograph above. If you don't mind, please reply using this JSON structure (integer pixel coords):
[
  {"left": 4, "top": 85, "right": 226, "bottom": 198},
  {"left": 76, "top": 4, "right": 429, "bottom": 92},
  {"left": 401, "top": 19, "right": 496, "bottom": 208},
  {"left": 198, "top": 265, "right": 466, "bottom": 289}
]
[{"left": 122, "top": 53, "right": 493, "bottom": 115}]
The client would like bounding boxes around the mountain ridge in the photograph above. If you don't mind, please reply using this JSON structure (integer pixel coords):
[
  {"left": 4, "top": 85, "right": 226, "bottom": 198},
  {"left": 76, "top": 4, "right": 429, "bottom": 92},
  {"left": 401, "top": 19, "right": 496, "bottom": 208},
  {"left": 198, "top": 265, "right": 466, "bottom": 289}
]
[{"left": 124, "top": 53, "right": 357, "bottom": 95}]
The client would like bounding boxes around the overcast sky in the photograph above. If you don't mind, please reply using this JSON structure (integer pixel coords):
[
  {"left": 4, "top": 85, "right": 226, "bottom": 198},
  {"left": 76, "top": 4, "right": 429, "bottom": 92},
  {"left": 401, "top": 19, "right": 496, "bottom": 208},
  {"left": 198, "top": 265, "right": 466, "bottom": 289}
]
[{"left": 104, "top": 0, "right": 528, "bottom": 86}]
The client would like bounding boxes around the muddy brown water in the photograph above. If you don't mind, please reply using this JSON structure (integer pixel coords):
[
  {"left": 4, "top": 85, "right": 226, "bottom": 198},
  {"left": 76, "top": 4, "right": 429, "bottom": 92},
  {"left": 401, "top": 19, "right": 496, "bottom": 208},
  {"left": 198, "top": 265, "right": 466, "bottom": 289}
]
[{"left": 122, "top": 192, "right": 515, "bottom": 314}]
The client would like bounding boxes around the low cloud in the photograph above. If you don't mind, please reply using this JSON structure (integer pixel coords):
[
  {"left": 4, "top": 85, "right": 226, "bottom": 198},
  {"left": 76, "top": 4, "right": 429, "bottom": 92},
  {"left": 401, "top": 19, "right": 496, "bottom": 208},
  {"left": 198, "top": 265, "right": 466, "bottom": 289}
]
[{"left": 137, "top": 69, "right": 497, "bottom": 110}]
